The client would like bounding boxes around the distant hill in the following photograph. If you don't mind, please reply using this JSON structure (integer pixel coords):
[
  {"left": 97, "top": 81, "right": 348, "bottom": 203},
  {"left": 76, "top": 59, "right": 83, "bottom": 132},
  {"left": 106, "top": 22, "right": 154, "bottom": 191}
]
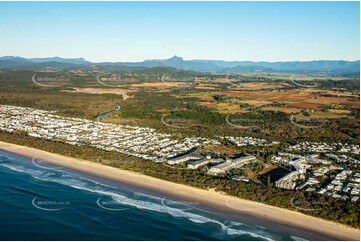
[
  {"left": 139, "top": 56, "right": 359, "bottom": 73},
  {"left": 0, "top": 55, "right": 359, "bottom": 74},
  {"left": 0, "top": 56, "right": 89, "bottom": 65},
  {"left": 30, "top": 57, "right": 89, "bottom": 65}
]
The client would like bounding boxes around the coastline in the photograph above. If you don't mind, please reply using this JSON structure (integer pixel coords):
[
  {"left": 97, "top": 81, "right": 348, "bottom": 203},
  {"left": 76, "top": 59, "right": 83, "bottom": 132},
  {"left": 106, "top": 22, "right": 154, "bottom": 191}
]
[{"left": 0, "top": 141, "right": 359, "bottom": 241}]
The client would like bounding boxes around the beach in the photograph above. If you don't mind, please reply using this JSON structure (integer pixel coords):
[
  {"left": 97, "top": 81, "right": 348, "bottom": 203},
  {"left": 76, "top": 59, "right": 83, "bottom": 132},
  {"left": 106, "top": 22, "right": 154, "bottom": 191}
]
[{"left": 0, "top": 140, "right": 359, "bottom": 241}]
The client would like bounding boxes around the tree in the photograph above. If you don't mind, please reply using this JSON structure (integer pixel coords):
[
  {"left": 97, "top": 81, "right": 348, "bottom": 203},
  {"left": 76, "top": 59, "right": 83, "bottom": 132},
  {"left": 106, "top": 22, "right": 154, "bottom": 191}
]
[{"left": 267, "top": 175, "right": 272, "bottom": 187}]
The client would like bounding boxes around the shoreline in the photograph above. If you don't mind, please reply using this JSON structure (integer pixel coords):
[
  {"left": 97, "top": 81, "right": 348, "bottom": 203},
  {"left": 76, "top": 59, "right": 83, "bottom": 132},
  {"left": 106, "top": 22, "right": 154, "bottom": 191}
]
[{"left": 0, "top": 141, "right": 359, "bottom": 241}]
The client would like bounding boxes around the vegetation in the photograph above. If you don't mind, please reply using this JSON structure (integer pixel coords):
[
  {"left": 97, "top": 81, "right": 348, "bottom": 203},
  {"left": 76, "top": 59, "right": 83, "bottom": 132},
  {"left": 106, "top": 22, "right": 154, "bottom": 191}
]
[
  {"left": 0, "top": 75, "right": 359, "bottom": 143},
  {"left": 0, "top": 131, "right": 359, "bottom": 228}
]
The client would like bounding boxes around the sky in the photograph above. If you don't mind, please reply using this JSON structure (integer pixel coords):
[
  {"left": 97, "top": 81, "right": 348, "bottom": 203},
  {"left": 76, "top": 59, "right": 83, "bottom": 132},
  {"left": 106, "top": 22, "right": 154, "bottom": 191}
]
[{"left": 0, "top": 1, "right": 359, "bottom": 62}]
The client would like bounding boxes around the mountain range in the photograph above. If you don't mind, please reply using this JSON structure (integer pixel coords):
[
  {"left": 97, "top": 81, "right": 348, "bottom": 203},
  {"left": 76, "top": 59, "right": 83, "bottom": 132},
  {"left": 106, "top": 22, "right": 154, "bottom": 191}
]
[{"left": 0, "top": 55, "right": 359, "bottom": 74}]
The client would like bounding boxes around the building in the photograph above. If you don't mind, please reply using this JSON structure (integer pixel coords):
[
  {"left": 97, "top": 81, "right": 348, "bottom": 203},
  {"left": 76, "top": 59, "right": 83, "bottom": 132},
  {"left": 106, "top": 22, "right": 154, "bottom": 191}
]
[
  {"left": 275, "top": 171, "right": 299, "bottom": 190},
  {"left": 167, "top": 153, "right": 202, "bottom": 165},
  {"left": 187, "top": 157, "right": 211, "bottom": 169},
  {"left": 207, "top": 155, "right": 257, "bottom": 175}
]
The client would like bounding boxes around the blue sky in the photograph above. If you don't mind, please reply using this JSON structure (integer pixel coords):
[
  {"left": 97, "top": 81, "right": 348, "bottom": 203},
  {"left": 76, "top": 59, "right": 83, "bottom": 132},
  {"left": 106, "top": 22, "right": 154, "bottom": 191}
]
[{"left": 0, "top": 1, "right": 359, "bottom": 62}]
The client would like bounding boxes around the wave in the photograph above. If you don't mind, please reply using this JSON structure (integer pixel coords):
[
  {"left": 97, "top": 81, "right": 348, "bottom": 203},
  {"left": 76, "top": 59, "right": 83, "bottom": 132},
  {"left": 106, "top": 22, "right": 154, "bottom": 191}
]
[
  {"left": 109, "top": 194, "right": 273, "bottom": 240},
  {"left": 0, "top": 155, "right": 16, "bottom": 161},
  {"left": 0, "top": 160, "right": 275, "bottom": 240},
  {"left": 0, "top": 163, "right": 45, "bottom": 177},
  {"left": 290, "top": 236, "right": 307, "bottom": 241}
]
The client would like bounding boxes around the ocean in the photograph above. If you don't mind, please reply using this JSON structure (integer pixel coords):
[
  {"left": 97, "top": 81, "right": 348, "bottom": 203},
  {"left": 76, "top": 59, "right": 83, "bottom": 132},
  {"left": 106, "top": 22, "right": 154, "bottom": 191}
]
[{"left": 0, "top": 150, "right": 305, "bottom": 241}]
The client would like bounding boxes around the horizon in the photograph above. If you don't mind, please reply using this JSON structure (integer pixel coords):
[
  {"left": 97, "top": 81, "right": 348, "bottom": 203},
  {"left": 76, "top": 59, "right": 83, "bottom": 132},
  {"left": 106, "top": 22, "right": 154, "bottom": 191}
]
[
  {"left": 1, "top": 55, "right": 360, "bottom": 63},
  {"left": 0, "top": 1, "right": 359, "bottom": 62}
]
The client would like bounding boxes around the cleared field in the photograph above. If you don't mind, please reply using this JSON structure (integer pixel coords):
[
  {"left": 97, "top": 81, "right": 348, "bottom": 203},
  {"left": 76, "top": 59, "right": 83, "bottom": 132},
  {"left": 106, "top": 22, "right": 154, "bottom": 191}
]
[
  {"left": 132, "top": 82, "right": 189, "bottom": 89},
  {"left": 232, "top": 82, "right": 290, "bottom": 90},
  {"left": 219, "top": 91, "right": 310, "bottom": 107},
  {"left": 220, "top": 90, "right": 357, "bottom": 110},
  {"left": 200, "top": 102, "right": 216, "bottom": 107},
  {"left": 260, "top": 107, "right": 300, "bottom": 114},
  {"left": 305, "top": 97, "right": 346, "bottom": 105},
  {"left": 195, "top": 83, "right": 218, "bottom": 90},
  {"left": 187, "top": 92, "right": 217, "bottom": 101},
  {"left": 196, "top": 77, "right": 230, "bottom": 83},
  {"left": 238, "top": 99, "right": 273, "bottom": 105},
  {"left": 302, "top": 89, "right": 358, "bottom": 97},
  {"left": 162, "top": 79, "right": 358, "bottom": 120},
  {"left": 62, "top": 88, "right": 134, "bottom": 100},
  {"left": 213, "top": 102, "right": 248, "bottom": 114},
  {"left": 287, "top": 102, "right": 320, "bottom": 110},
  {"left": 328, "top": 109, "right": 351, "bottom": 114},
  {"left": 293, "top": 111, "right": 349, "bottom": 119},
  {"left": 343, "top": 100, "right": 360, "bottom": 108}
]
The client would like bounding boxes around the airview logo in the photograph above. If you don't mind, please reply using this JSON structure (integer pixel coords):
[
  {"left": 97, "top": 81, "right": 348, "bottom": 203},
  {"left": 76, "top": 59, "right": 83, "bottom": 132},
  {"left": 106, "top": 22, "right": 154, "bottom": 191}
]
[{"left": 32, "top": 73, "right": 70, "bottom": 88}]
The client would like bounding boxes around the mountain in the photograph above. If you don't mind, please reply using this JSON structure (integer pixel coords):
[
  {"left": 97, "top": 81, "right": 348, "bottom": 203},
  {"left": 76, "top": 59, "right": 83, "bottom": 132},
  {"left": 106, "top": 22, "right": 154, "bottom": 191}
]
[
  {"left": 0, "top": 56, "right": 89, "bottom": 65},
  {"left": 0, "top": 55, "right": 359, "bottom": 74},
  {"left": 30, "top": 57, "right": 89, "bottom": 65},
  {"left": 162, "top": 58, "right": 360, "bottom": 73},
  {"left": 127, "top": 56, "right": 360, "bottom": 73},
  {"left": 0, "top": 56, "right": 32, "bottom": 63}
]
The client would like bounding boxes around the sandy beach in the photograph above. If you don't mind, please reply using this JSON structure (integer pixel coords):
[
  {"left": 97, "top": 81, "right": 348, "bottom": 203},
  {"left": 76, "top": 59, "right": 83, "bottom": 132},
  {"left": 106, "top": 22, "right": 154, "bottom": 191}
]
[{"left": 0, "top": 141, "right": 359, "bottom": 241}]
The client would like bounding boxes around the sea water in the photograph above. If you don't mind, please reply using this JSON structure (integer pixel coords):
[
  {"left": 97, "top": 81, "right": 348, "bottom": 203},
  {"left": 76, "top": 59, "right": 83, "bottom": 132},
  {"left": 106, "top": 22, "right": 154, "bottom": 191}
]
[{"left": 0, "top": 150, "right": 305, "bottom": 241}]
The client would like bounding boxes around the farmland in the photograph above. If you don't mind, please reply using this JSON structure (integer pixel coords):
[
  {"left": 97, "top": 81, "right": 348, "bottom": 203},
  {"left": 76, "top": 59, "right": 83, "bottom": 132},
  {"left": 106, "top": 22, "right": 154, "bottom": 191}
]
[{"left": 0, "top": 71, "right": 359, "bottom": 144}]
